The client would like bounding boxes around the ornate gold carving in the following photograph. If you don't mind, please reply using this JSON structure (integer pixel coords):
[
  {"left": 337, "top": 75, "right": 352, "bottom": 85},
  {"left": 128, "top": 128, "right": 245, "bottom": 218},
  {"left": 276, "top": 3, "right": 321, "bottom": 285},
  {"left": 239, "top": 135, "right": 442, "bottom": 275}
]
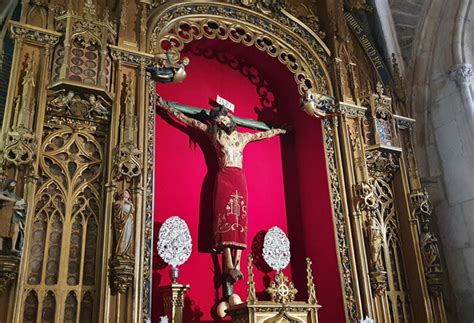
[
  {"left": 368, "top": 82, "right": 398, "bottom": 148},
  {"left": 0, "top": 255, "right": 20, "bottom": 295},
  {"left": 21, "top": 117, "right": 105, "bottom": 320},
  {"left": 158, "top": 284, "right": 190, "bottom": 322},
  {"left": 9, "top": 21, "right": 61, "bottom": 47},
  {"left": 109, "top": 258, "right": 134, "bottom": 293},
  {"left": 142, "top": 74, "right": 156, "bottom": 320},
  {"left": 306, "top": 258, "right": 317, "bottom": 305},
  {"left": 370, "top": 271, "right": 387, "bottom": 296},
  {"left": 266, "top": 271, "right": 297, "bottom": 304},
  {"left": 47, "top": 90, "right": 111, "bottom": 122},
  {"left": 323, "top": 118, "right": 358, "bottom": 321},
  {"left": 412, "top": 190, "right": 443, "bottom": 295},
  {"left": 229, "top": 257, "right": 320, "bottom": 322},
  {"left": 366, "top": 150, "right": 399, "bottom": 181},
  {"left": 113, "top": 75, "right": 142, "bottom": 181},
  {"left": 110, "top": 46, "right": 154, "bottom": 66},
  {"left": 3, "top": 54, "right": 37, "bottom": 167},
  {"left": 391, "top": 54, "right": 406, "bottom": 104},
  {"left": 338, "top": 103, "right": 366, "bottom": 118},
  {"left": 247, "top": 254, "right": 257, "bottom": 304},
  {"left": 149, "top": 3, "right": 331, "bottom": 95}
]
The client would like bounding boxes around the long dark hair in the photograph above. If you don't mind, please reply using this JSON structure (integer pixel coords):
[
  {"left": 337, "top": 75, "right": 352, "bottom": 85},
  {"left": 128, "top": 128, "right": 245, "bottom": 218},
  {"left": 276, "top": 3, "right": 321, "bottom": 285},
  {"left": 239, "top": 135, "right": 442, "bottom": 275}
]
[{"left": 209, "top": 105, "right": 237, "bottom": 135}]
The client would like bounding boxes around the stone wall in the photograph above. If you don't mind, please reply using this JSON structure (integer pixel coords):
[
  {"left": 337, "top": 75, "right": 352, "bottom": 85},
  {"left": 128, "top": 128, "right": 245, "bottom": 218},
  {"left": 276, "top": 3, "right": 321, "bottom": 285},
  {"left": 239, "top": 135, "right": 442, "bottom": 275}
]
[{"left": 384, "top": 0, "right": 474, "bottom": 321}]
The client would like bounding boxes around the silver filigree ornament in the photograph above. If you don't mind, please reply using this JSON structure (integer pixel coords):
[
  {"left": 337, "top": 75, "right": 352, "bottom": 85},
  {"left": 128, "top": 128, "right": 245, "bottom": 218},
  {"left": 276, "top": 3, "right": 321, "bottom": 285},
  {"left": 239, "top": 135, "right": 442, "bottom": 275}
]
[
  {"left": 157, "top": 216, "right": 192, "bottom": 283},
  {"left": 263, "top": 226, "right": 291, "bottom": 271}
]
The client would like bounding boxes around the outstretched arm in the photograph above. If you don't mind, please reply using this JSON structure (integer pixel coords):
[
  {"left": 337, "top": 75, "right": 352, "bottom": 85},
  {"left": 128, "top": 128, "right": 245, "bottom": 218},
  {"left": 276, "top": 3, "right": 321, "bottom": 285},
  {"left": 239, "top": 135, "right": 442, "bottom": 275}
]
[
  {"left": 157, "top": 98, "right": 208, "bottom": 132},
  {"left": 245, "top": 128, "right": 286, "bottom": 143}
]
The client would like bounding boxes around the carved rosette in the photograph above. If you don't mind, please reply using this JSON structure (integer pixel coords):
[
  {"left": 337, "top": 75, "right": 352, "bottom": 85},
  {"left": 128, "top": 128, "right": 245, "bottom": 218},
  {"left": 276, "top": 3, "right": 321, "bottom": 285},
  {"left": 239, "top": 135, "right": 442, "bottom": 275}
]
[
  {"left": 109, "top": 258, "right": 134, "bottom": 293},
  {"left": 266, "top": 271, "right": 298, "bottom": 304}
]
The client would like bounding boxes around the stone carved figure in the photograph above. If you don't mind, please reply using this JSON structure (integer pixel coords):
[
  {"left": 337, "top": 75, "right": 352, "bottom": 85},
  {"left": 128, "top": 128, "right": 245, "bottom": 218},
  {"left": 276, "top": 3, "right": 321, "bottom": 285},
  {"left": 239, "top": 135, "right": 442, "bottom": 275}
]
[
  {"left": 367, "top": 216, "right": 384, "bottom": 271},
  {"left": 0, "top": 179, "right": 27, "bottom": 253},
  {"left": 157, "top": 100, "right": 286, "bottom": 291},
  {"left": 420, "top": 221, "right": 442, "bottom": 274},
  {"left": 113, "top": 190, "right": 135, "bottom": 260}
]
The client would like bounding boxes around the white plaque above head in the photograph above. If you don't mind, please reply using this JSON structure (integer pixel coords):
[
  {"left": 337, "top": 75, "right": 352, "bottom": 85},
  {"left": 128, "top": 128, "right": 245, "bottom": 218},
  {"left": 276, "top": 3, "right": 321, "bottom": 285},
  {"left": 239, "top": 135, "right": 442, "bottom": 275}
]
[
  {"left": 157, "top": 216, "right": 192, "bottom": 268},
  {"left": 263, "top": 226, "right": 291, "bottom": 271},
  {"left": 216, "top": 95, "right": 235, "bottom": 112}
]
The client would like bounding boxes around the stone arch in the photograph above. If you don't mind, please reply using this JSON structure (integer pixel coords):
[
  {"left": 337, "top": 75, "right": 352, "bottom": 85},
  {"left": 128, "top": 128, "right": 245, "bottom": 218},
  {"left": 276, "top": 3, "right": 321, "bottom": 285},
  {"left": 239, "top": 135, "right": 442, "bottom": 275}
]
[
  {"left": 398, "top": 0, "right": 474, "bottom": 321},
  {"left": 146, "top": 1, "right": 333, "bottom": 96}
]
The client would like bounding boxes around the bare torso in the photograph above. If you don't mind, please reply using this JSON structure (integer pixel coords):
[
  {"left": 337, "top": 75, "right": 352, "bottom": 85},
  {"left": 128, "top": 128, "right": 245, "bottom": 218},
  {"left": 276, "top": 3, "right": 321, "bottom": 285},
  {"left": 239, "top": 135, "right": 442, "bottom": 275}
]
[{"left": 210, "top": 130, "right": 247, "bottom": 169}]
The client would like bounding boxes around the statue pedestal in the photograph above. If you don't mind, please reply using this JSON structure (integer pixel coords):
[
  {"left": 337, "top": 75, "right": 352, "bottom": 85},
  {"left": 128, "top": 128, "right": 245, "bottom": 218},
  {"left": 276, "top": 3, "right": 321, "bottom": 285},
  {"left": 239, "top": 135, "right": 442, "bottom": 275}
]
[
  {"left": 227, "top": 301, "right": 321, "bottom": 322},
  {"left": 158, "top": 283, "right": 190, "bottom": 323},
  {"left": 109, "top": 257, "right": 134, "bottom": 293},
  {"left": 0, "top": 254, "right": 20, "bottom": 295}
]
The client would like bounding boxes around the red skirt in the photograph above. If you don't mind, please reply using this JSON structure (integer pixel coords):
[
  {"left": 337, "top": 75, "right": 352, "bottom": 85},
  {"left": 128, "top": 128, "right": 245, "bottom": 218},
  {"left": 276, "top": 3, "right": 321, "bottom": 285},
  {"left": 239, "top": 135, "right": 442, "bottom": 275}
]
[{"left": 213, "top": 167, "right": 248, "bottom": 250}]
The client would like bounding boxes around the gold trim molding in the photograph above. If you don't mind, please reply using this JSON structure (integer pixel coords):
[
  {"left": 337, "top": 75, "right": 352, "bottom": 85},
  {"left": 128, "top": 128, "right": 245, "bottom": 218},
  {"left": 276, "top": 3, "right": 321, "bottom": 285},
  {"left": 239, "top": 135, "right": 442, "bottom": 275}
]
[{"left": 147, "top": 2, "right": 332, "bottom": 95}]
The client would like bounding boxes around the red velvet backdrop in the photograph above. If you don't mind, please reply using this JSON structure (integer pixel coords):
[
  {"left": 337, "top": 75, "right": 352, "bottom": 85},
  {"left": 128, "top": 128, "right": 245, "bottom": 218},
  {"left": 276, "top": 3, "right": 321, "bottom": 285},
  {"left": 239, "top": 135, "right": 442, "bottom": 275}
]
[{"left": 153, "top": 39, "right": 345, "bottom": 322}]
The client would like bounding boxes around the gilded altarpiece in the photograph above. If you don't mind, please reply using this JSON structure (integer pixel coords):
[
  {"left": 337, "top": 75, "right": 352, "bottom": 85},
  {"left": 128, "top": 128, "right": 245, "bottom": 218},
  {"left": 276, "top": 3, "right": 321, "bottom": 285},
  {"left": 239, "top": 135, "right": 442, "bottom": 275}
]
[{"left": 0, "top": 0, "right": 449, "bottom": 322}]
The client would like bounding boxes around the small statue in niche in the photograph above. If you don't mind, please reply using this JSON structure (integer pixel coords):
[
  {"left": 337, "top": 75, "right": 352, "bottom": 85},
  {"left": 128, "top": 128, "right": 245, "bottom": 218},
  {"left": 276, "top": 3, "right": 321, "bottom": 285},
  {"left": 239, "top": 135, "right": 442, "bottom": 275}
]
[
  {"left": 157, "top": 101, "right": 287, "bottom": 297},
  {"left": 0, "top": 179, "right": 27, "bottom": 253},
  {"left": 48, "top": 90, "right": 75, "bottom": 115},
  {"left": 147, "top": 51, "right": 190, "bottom": 83},
  {"left": 420, "top": 221, "right": 442, "bottom": 274},
  {"left": 84, "top": 94, "right": 110, "bottom": 121},
  {"left": 113, "top": 189, "right": 135, "bottom": 260},
  {"left": 300, "top": 89, "right": 327, "bottom": 118},
  {"left": 367, "top": 215, "right": 384, "bottom": 272}
]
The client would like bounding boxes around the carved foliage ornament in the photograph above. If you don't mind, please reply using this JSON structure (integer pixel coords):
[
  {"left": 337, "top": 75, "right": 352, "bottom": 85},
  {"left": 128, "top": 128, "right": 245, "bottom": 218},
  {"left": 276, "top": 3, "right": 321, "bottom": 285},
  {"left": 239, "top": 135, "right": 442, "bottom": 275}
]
[
  {"left": 323, "top": 118, "right": 358, "bottom": 321},
  {"left": 157, "top": 216, "right": 192, "bottom": 268},
  {"left": 9, "top": 22, "right": 61, "bottom": 47},
  {"left": 263, "top": 226, "right": 290, "bottom": 271},
  {"left": 449, "top": 63, "right": 473, "bottom": 84},
  {"left": 149, "top": 4, "right": 330, "bottom": 95}
]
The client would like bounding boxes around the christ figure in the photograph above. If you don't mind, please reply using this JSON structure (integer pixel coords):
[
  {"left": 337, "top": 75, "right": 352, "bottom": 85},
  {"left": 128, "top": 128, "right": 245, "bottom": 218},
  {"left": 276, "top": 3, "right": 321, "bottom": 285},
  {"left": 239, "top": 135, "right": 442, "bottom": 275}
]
[{"left": 157, "top": 98, "right": 286, "bottom": 291}]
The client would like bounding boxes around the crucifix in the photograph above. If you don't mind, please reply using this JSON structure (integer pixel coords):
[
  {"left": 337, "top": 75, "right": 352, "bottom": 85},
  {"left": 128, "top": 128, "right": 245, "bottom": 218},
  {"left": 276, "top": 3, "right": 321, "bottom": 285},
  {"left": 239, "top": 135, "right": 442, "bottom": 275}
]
[
  {"left": 148, "top": 52, "right": 329, "bottom": 313},
  {"left": 156, "top": 95, "right": 286, "bottom": 293}
]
